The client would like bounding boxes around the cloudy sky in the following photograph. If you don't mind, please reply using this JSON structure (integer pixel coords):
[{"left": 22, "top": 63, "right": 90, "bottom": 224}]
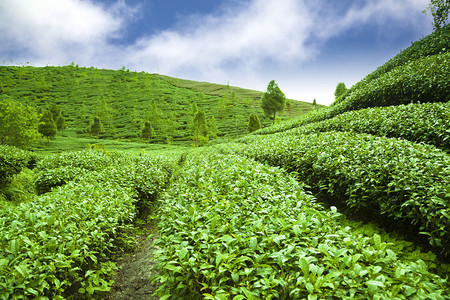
[{"left": 0, "top": 0, "right": 433, "bottom": 105}]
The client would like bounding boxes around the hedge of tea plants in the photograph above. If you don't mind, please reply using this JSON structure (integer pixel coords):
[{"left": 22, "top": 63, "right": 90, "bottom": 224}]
[
  {"left": 253, "top": 52, "right": 450, "bottom": 137},
  {"left": 152, "top": 149, "right": 448, "bottom": 299},
  {"left": 238, "top": 132, "right": 450, "bottom": 257},
  {"left": 0, "top": 149, "right": 175, "bottom": 299},
  {"left": 284, "top": 102, "right": 450, "bottom": 151},
  {"left": 335, "top": 24, "right": 450, "bottom": 104}
]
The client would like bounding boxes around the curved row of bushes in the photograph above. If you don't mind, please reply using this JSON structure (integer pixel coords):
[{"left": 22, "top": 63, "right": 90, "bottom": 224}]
[
  {"left": 0, "top": 149, "right": 175, "bottom": 299},
  {"left": 336, "top": 24, "right": 450, "bottom": 104},
  {"left": 153, "top": 149, "right": 448, "bottom": 299},
  {"left": 338, "top": 52, "right": 449, "bottom": 111},
  {"left": 283, "top": 102, "right": 450, "bottom": 151},
  {"left": 253, "top": 52, "right": 450, "bottom": 136},
  {"left": 238, "top": 132, "right": 450, "bottom": 257}
]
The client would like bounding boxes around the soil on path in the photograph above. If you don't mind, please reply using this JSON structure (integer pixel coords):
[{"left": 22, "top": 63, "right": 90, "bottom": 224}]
[{"left": 107, "top": 226, "right": 161, "bottom": 300}]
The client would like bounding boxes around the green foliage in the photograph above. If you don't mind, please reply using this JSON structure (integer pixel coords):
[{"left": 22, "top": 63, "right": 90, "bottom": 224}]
[
  {"left": 238, "top": 132, "right": 450, "bottom": 257},
  {"left": 193, "top": 110, "right": 208, "bottom": 147},
  {"left": 55, "top": 115, "right": 65, "bottom": 135},
  {"left": 0, "top": 149, "right": 176, "bottom": 299},
  {"left": 153, "top": 149, "right": 448, "bottom": 299},
  {"left": 0, "top": 66, "right": 318, "bottom": 145},
  {"left": 424, "top": 0, "right": 450, "bottom": 30},
  {"left": 0, "top": 145, "right": 36, "bottom": 187},
  {"left": 339, "top": 52, "right": 450, "bottom": 111},
  {"left": 2, "top": 168, "right": 35, "bottom": 203},
  {"left": 141, "top": 121, "right": 154, "bottom": 141},
  {"left": 334, "top": 82, "right": 347, "bottom": 101},
  {"left": 91, "top": 116, "right": 102, "bottom": 137},
  {"left": 284, "top": 102, "right": 450, "bottom": 151},
  {"left": 38, "top": 111, "right": 57, "bottom": 139},
  {"left": 336, "top": 24, "right": 450, "bottom": 105},
  {"left": 261, "top": 80, "right": 286, "bottom": 124},
  {"left": 50, "top": 103, "right": 61, "bottom": 121},
  {"left": 247, "top": 113, "right": 261, "bottom": 133},
  {"left": 0, "top": 97, "right": 40, "bottom": 148}
]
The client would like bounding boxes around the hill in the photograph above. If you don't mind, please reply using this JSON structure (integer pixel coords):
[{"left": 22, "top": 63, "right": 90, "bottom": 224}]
[{"left": 0, "top": 65, "right": 320, "bottom": 148}]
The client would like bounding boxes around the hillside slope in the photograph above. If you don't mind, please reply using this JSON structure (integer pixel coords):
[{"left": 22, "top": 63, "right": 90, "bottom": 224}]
[{"left": 0, "top": 65, "right": 318, "bottom": 145}]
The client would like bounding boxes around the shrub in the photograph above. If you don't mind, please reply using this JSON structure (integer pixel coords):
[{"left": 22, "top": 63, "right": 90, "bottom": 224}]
[
  {"left": 239, "top": 132, "right": 450, "bottom": 257},
  {"left": 0, "top": 145, "right": 35, "bottom": 186},
  {"left": 152, "top": 149, "right": 448, "bottom": 299},
  {"left": 284, "top": 102, "right": 450, "bottom": 151}
]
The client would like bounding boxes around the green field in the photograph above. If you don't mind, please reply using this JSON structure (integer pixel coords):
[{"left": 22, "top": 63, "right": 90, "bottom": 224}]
[{"left": 0, "top": 24, "right": 449, "bottom": 299}]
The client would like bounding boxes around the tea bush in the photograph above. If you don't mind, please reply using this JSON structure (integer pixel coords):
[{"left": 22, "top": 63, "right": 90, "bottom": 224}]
[
  {"left": 153, "top": 149, "right": 448, "bottom": 299},
  {"left": 335, "top": 24, "right": 450, "bottom": 104},
  {"left": 238, "top": 132, "right": 450, "bottom": 257},
  {"left": 0, "top": 151, "right": 175, "bottom": 299},
  {"left": 254, "top": 52, "right": 450, "bottom": 137},
  {"left": 339, "top": 52, "right": 450, "bottom": 111},
  {"left": 284, "top": 102, "right": 450, "bottom": 151},
  {"left": 0, "top": 145, "right": 36, "bottom": 186}
]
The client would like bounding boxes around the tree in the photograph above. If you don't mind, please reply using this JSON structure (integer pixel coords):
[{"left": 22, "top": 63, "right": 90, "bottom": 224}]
[
  {"left": 261, "top": 80, "right": 286, "bottom": 124},
  {"left": 50, "top": 103, "right": 61, "bottom": 121},
  {"left": 313, "top": 99, "right": 317, "bottom": 109},
  {"left": 334, "top": 82, "right": 347, "bottom": 101},
  {"left": 0, "top": 97, "right": 40, "bottom": 148},
  {"left": 423, "top": 0, "right": 450, "bottom": 30},
  {"left": 208, "top": 116, "right": 219, "bottom": 139},
  {"left": 91, "top": 116, "right": 102, "bottom": 137},
  {"left": 248, "top": 113, "right": 261, "bottom": 133},
  {"left": 38, "top": 111, "right": 57, "bottom": 140},
  {"left": 141, "top": 121, "right": 154, "bottom": 141},
  {"left": 193, "top": 110, "right": 208, "bottom": 147},
  {"left": 56, "top": 115, "right": 66, "bottom": 135}
]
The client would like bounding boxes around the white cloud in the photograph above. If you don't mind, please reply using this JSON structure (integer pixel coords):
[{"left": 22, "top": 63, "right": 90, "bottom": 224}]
[
  {"left": 0, "top": 0, "right": 125, "bottom": 64},
  {"left": 125, "top": 0, "right": 316, "bottom": 76}
]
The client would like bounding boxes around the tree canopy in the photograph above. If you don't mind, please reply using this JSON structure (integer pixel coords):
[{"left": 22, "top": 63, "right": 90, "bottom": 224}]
[
  {"left": 261, "top": 80, "right": 286, "bottom": 124},
  {"left": 248, "top": 113, "right": 262, "bottom": 133},
  {"left": 0, "top": 97, "right": 40, "bottom": 148},
  {"left": 424, "top": 0, "right": 450, "bottom": 30},
  {"left": 334, "top": 82, "right": 348, "bottom": 101},
  {"left": 38, "top": 111, "right": 57, "bottom": 140}
]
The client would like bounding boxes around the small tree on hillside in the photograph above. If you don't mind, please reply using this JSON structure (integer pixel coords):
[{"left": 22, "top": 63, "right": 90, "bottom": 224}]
[
  {"left": 334, "top": 82, "right": 347, "bottom": 101},
  {"left": 56, "top": 115, "right": 66, "bottom": 135},
  {"left": 38, "top": 111, "right": 57, "bottom": 140},
  {"left": 91, "top": 116, "right": 102, "bottom": 137},
  {"left": 208, "top": 116, "right": 219, "bottom": 139},
  {"left": 261, "top": 80, "right": 286, "bottom": 124},
  {"left": 141, "top": 121, "right": 154, "bottom": 141},
  {"left": 313, "top": 99, "right": 317, "bottom": 109},
  {"left": 50, "top": 103, "right": 61, "bottom": 121},
  {"left": 193, "top": 110, "right": 208, "bottom": 147},
  {"left": 248, "top": 113, "right": 261, "bottom": 133}
]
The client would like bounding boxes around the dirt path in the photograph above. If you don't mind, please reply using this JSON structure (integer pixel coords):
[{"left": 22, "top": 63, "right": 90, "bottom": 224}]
[{"left": 108, "top": 227, "right": 161, "bottom": 300}]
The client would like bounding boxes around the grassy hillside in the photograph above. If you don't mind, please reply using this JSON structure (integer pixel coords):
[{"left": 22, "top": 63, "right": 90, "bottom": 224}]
[{"left": 0, "top": 65, "right": 319, "bottom": 148}]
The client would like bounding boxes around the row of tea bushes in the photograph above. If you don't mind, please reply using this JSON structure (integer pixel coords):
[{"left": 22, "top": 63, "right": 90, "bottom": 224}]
[
  {"left": 253, "top": 52, "right": 450, "bottom": 137},
  {"left": 338, "top": 52, "right": 450, "bottom": 111},
  {"left": 152, "top": 149, "right": 448, "bottom": 299},
  {"left": 0, "top": 150, "right": 175, "bottom": 299},
  {"left": 238, "top": 132, "right": 450, "bottom": 257},
  {"left": 335, "top": 24, "right": 450, "bottom": 104},
  {"left": 284, "top": 102, "right": 450, "bottom": 151}
]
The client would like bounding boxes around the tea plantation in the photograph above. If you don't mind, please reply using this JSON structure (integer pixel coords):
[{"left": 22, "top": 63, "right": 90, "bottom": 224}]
[{"left": 0, "top": 25, "right": 449, "bottom": 299}]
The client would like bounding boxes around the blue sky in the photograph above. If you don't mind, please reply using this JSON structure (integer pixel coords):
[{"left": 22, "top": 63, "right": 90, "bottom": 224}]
[{"left": 0, "top": 0, "right": 434, "bottom": 105}]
